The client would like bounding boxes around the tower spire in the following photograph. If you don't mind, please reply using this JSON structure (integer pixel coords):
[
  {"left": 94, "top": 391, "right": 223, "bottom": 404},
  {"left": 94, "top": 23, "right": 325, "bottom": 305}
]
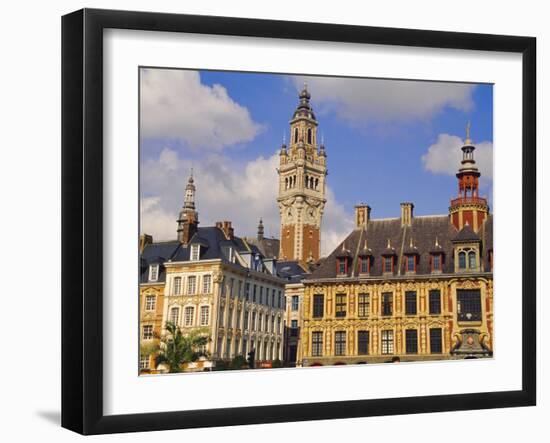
[
  {"left": 177, "top": 170, "right": 199, "bottom": 244},
  {"left": 257, "top": 218, "right": 264, "bottom": 241}
]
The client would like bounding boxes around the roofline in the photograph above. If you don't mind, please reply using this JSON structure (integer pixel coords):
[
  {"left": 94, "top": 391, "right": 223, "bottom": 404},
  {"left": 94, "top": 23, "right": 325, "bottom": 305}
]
[{"left": 304, "top": 271, "right": 493, "bottom": 284}]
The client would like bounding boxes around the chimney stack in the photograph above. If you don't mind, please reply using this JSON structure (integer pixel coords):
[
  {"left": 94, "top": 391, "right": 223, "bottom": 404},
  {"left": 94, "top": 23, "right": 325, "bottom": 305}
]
[
  {"left": 355, "top": 204, "right": 371, "bottom": 228},
  {"left": 400, "top": 202, "right": 414, "bottom": 227},
  {"left": 216, "top": 220, "right": 234, "bottom": 240}
]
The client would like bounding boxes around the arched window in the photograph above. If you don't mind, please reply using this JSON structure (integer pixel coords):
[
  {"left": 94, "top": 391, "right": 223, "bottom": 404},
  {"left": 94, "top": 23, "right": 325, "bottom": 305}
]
[
  {"left": 468, "top": 251, "right": 477, "bottom": 269},
  {"left": 285, "top": 177, "right": 288, "bottom": 189},
  {"left": 458, "top": 251, "right": 466, "bottom": 269},
  {"left": 305, "top": 175, "right": 309, "bottom": 188},
  {"left": 294, "top": 128, "right": 298, "bottom": 143},
  {"left": 315, "top": 178, "right": 319, "bottom": 189},
  {"left": 307, "top": 128, "right": 312, "bottom": 144}
]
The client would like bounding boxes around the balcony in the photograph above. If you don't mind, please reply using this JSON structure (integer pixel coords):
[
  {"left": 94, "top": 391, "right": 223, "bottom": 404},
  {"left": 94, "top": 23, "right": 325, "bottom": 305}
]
[{"left": 450, "top": 196, "right": 488, "bottom": 207}]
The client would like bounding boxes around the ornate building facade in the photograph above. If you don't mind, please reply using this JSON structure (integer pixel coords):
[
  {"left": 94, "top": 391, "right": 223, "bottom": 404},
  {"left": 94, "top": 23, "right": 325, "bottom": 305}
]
[
  {"left": 139, "top": 175, "right": 286, "bottom": 373},
  {"left": 277, "top": 85, "right": 327, "bottom": 267},
  {"left": 300, "top": 133, "right": 493, "bottom": 366}
]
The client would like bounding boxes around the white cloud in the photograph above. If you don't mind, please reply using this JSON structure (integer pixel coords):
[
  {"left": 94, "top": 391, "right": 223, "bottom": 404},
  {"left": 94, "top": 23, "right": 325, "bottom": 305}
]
[
  {"left": 140, "top": 147, "right": 352, "bottom": 257},
  {"left": 291, "top": 76, "right": 475, "bottom": 124},
  {"left": 140, "top": 69, "right": 263, "bottom": 149},
  {"left": 422, "top": 133, "right": 493, "bottom": 184}
]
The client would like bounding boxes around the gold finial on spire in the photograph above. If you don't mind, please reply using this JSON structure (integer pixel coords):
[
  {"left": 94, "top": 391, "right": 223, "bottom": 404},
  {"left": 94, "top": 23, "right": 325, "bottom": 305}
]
[
  {"left": 387, "top": 238, "right": 391, "bottom": 249},
  {"left": 303, "top": 81, "right": 308, "bottom": 91},
  {"left": 435, "top": 236, "right": 439, "bottom": 247},
  {"left": 409, "top": 237, "right": 414, "bottom": 248},
  {"left": 466, "top": 121, "right": 472, "bottom": 144}
]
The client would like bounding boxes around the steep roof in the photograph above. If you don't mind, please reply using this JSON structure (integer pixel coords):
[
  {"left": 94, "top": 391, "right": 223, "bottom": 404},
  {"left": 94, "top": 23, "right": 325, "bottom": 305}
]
[
  {"left": 308, "top": 215, "right": 493, "bottom": 280},
  {"left": 244, "top": 236, "right": 280, "bottom": 259},
  {"left": 276, "top": 260, "right": 309, "bottom": 284}
]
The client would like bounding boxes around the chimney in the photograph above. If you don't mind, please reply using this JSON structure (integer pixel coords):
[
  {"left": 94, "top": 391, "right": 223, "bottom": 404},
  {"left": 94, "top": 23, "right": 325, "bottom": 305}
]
[
  {"left": 355, "top": 204, "right": 371, "bottom": 228},
  {"left": 139, "top": 234, "right": 153, "bottom": 253},
  {"left": 217, "top": 220, "right": 234, "bottom": 240},
  {"left": 400, "top": 202, "right": 414, "bottom": 227}
]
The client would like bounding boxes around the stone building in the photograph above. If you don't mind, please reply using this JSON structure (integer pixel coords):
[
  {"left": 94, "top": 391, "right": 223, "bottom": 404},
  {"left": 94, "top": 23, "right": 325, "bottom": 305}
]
[
  {"left": 139, "top": 174, "right": 286, "bottom": 373},
  {"left": 300, "top": 131, "right": 493, "bottom": 366}
]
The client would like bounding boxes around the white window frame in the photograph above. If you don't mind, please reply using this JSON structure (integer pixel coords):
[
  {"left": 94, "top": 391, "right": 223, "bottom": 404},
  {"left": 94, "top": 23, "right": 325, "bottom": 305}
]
[
  {"left": 173, "top": 276, "right": 182, "bottom": 295},
  {"left": 169, "top": 307, "right": 180, "bottom": 325},
  {"left": 200, "top": 305, "right": 210, "bottom": 326},
  {"left": 187, "top": 275, "right": 197, "bottom": 294},
  {"left": 148, "top": 264, "right": 159, "bottom": 282},
  {"left": 144, "top": 294, "right": 156, "bottom": 311},
  {"left": 139, "top": 355, "right": 150, "bottom": 370},
  {"left": 202, "top": 274, "right": 212, "bottom": 294},
  {"left": 142, "top": 325, "right": 154, "bottom": 340},
  {"left": 184, "top": 306, "right": 194, "bottom": 327},
  {"left": 190, "top": 244, "right": 200, "bottom": 261}
]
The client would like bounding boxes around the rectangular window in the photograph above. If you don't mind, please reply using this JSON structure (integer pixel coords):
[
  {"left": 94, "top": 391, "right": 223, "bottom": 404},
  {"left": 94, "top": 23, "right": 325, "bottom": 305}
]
[
  {"left": 227, "top": 307, "right": 233, "bottom": 328},
  {"left": 252, "top": 312, "right": 257, "bottom": 329},
  {"left": 291, "top": 295, "right": 299, "bottom": 311},
  {"left": 358, "top": 293, "right": 370, "bottom": 317},
  {"left": 383, "top": 256, "right": 393, "bottom": 273},
  {"left": 245, "top": 283, "right": 250, "bottom": 301},
  {"left": 202, "top": 275, "right": 211, "bottom": 294},
  {"left": 190, "top": 244, "right": 200, "bottom": 261},
  {"left": 258, "top": 313, "right": 262, "bottom": 331},
  {"left": 290, "top": 319, "right": 298, "bottom": 336},
  {"left": 238, "top": 280, "right": 243, "bottom": 298},
  {"left": 225, "top": 338, "right": 231, "bottom": 358},
  {"left": 149, "top": 264, "right": 159, "bottom": 281},
  {"left": 219, "top": 306, "right": 224, "bottom": 327},
  {"left": 430, "top": 328, "right": 443, "bottom": 353},
  {"left": 313, "top": 294, "right": 324, "bottom": 318},
  {"left": 407, "top": 255, "right": 416, "bottom": 272},
  {"left": 145, "top": 295, "right": 156, "bottom": 311},
  {"left": 200, "top": 305, "right": 209, "bottom": 326},
  {"left": 360, "top": 257, "right": 369, "bottom": 274},
  {"left": 429, "top": 290, "right": 442, "bottom": 314},
  {"left": 187, "top": 276, "right": 197, "bottom": 294},
  {"left": 358, "top": 331, "right": 369, "bottom": 355},
  {"left": 338, "top": 259, "right": 346, "bottom": 275},
  {"left": 173, "top": 277, "right": 182, "bottom": 295},
  {"left": 335, "top": 293, "right": 347, "bottom": 318},
  {"left": 253, "top": 285, "right": 257, "bottom": 302},
  {"left": 405, "top": 291, "right": 417, "bottom": 315},
  {"left": 312, "top": 331, "right": 323, "bottom": 357},
  {"left": 271, "top": 314, "right": 275, "bottom": 332},
  {"left": 244, "top": 310, "right": 249, "bottom": 330},
  {"left": 405, "top": 329, "right": 418, "bottom": 354},
  {"left": 432, "top": 254, "right": 442, "bottom": 271},
  {"left": 170, "top": 307, "right": 180, "bottom": 325},
  {"left": 139, "top": 355, "right": 150, "bottom": 370},
  {"left": 458, "top": 251, "right": 467, "bottom": 269},
  {"left": 334, "top": 331, "right": 346, "bottom": 356},
  {"left": 142, "top": 325, "right": 153, "bottom": 340},
  {"left": 236, "top": 309, "right": 241, "bottom": 329},
  {"left": 381, "top": 330, "right": 394, "bottom": 354},
  {"left": 184, "top": 306, "right": 194, "bottom": 326},
  {"left": 272, "top": 289, "right": 276, "bottom": 307},
  {"left": 457, "top": 289, "right": 482, "bottom": 321},
  {"left": 278, "top": 317, "right": 282, "bottom": 334},
  {"left": 381, "top": 292, "right": 393, "bottom": 316},
  {"left": 229, "top": 278, "right": 235, "bottom": 298}
]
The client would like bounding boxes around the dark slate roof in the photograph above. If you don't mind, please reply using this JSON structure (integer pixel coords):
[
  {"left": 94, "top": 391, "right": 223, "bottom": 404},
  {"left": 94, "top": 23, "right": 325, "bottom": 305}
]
[
  {"left": 244, "top": 236, "right": 280, "bottom": 259},
  {"left": 276, "top": 260, "right": 309, "bottom": 284},
  {"left": 308, "top": 214, "right": 493, "bottom": 280},
  {"left": 452, "top": 223, "right": 480, "bottom": 242},
  {"left": 140, "top": 227, "right": 274, "bottom": 283}
]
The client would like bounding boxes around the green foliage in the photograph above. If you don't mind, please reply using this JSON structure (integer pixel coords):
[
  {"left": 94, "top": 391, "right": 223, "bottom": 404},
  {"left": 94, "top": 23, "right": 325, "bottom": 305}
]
[
  {"left": 213, "top": 360, "right": 229, "bottom": 371},
  {"left": 230, "top": 355, "right": 248, "bottom": 370},
  {"left": 271, "top": 359, "right": 283, "bottom": 368},
  {"left": 155, "top": 322, "right": 210, "bottom": 373}
]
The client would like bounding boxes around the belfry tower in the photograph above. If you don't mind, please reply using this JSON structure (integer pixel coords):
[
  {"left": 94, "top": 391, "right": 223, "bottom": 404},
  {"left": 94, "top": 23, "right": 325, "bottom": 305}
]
[
  {"left": 449, "top": 123, "right": 489, "bottom": 232},
  {"left": 177, "top": 171, "right": 199, "bottom": 244},
  {"left": 277, "top": 84, "right": 327, "bottom": 265}
]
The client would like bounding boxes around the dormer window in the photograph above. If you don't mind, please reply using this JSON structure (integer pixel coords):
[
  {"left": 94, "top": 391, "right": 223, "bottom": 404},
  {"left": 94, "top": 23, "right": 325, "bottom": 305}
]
[
  {"left": 431, "top": 254, "right": 443, "bottom": 272},
  {"left": 406, "top": 255, "right": 416, "bottom": 273},
  {"left": 148, "top": 264, "right": 159, "bottom": 282},
  {"left": 190, "top": 244, "right": 200, "bottom": 261},
  {"left": 358, "top": 256, "right": 371, "bottom": 274},
  {"left": 383, "top": 256, "right": 394, "bottom": 273},
  {"left": 337, "top": 258, "right": 347, "bottom": 275},
  {"left": 468, "top": 251, "right": 476, "bottom": 268},
  {"left": 456, "top": 247, "right": 479, "bottom": 272}
]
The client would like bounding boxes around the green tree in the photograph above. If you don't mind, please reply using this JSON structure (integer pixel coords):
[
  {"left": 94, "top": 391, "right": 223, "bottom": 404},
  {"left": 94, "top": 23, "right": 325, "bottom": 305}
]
[
  {"left": 155, "top": 322, "right": 210, "bottom": 373},
  {"left": 230, "top": 355, "right": 248, "bottom": 370}
]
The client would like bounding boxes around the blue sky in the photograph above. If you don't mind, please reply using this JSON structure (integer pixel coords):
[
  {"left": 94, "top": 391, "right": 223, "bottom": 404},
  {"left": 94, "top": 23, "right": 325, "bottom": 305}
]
[{"left": 140, "top": 68, "right": 493, "bottom": 255}]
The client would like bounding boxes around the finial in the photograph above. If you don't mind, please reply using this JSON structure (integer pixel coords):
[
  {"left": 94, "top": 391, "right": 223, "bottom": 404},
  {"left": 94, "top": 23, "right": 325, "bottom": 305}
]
[
  {"left": 435, "top": 236, "right": 439, "bottom": 247},
  {"left": 342, "top": 241, "right": 346, "bottom": 252},
  {"left": 465, "top": 121, "right": 471, "bottom": 144},
  {"left": 321, "top": 133, "right": 325, "bottom": 145},
  {"left": 282, "top": 132, "right": 286, "bottom": 145},
  {"left": 303, "top": 81, "right": 308, "bottom": 92},
  {"left": 409, "top": 237, "right": 414, "bottom": 248},
  {"left": 364, "top": 238, "right": 368, "bottom": 250},
  {"left": 387, "top": 238, "right": 391, "bottom": 249}
]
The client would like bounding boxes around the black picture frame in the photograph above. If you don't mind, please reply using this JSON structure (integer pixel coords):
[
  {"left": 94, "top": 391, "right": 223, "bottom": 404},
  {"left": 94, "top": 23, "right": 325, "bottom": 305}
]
[{"left": 61, "top": 8, "right": 536, "bottom": 435}]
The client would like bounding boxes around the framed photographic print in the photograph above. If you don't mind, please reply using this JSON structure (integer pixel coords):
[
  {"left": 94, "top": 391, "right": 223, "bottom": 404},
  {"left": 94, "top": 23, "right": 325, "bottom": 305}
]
[{"left": 61, "top": 8, "right": 536, "bottom": 435}]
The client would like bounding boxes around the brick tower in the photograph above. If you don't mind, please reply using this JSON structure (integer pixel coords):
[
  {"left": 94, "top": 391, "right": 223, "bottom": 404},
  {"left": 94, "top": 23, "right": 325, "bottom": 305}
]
[{"left": 277, "top": 84, "right": 327, "bottom": 265}]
